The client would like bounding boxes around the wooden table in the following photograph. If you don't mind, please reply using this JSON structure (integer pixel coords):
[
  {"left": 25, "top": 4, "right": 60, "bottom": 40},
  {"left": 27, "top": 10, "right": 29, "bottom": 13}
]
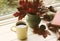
[{"left": 0, "top": 18, "right": 57, "bottom": 41}]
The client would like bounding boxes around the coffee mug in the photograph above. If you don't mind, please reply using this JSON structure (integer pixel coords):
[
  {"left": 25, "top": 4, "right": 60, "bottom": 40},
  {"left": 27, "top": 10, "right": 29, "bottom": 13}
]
[{"left": 11, "top": 21, "right": 28, "bottom": 40}]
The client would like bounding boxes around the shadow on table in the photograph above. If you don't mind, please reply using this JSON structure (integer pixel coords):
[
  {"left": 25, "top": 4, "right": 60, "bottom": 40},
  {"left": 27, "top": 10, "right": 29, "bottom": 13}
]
[{"left": 11, "top": 38, "right": 27, "bottom": 41}]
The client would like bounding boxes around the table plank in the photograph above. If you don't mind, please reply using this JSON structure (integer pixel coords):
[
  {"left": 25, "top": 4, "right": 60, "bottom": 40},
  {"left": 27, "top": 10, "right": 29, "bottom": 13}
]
[{"left": 0, "top": 19, "right": 57, "bottom": 41}]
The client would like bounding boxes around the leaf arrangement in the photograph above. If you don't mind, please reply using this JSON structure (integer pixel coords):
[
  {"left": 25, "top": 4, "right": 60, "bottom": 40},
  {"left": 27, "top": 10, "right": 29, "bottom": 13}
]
[
  {"left": 13, "top": 0, "right": 49, "bottom": 20},
  {"left": 13, "top": 0, "right": 57, "bottom": 38}
]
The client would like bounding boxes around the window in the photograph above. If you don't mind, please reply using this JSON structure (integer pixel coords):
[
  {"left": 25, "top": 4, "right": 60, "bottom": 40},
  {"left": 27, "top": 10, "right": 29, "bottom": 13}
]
[
  {"left": 0, "top": 0, "right": 18, "bottom": 18},
  {"left": 0, "top": 0, "right": 60, "bottom": 26}
]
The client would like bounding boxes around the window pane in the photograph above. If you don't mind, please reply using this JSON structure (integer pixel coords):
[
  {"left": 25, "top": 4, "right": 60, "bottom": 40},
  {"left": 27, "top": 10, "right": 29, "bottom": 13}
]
[
  {"left": 0, "top": 0, "right": 18, "bottom": 16},
  {"left": 44, "top": 0, "right": 60, "bottom": 5}
]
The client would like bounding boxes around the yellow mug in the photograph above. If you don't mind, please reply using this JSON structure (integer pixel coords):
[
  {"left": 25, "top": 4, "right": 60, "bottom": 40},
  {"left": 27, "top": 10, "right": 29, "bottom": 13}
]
[{"left": 11, "top": 21, "right": 28, "bottom": 40}]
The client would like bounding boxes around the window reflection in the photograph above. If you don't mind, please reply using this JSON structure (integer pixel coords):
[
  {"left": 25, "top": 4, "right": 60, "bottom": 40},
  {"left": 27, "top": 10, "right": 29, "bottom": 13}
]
[{"left": 0, "top": 0, "right": 18, "bottom": 16}]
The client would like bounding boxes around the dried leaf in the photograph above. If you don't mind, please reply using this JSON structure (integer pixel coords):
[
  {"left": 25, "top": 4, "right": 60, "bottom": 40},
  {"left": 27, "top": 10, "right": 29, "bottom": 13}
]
[
  {"left": 13, "top": 12, "right": 20, "bottom": 17},
  {"left": 18, "top": 13, "right": 26, "bottom": 20},
  {"left": 43, "top": 33, "right": 47, "bottom": 38}
]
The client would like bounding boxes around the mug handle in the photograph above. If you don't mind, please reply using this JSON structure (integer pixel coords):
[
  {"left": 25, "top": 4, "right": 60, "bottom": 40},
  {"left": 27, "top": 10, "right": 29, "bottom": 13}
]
[{"left": 11, "top": 26, "right": 16, "bottom": 32}]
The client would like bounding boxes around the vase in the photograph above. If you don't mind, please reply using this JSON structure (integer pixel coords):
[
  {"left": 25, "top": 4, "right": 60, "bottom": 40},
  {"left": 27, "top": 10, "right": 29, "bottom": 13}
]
[{"left": 26, "top": 14, "right": 41, "bottom": 29}]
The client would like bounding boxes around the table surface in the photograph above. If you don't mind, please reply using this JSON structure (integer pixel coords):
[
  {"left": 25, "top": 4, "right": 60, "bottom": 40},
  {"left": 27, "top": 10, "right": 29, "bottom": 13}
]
[{"left": 0, "top": 18, "right": 58, "bottom": 41}]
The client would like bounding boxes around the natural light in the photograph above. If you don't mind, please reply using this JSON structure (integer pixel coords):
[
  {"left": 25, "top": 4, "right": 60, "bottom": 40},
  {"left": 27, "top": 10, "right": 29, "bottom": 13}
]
[{"left": 0, "top": 0, "right": 60, "bottom": 41}]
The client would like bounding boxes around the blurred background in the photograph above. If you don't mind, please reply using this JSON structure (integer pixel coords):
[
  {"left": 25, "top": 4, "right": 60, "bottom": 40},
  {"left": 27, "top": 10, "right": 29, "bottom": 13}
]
[
  {"left": 0, "top": 0, "right": 18, "bottom": 16},
  {"left": 0, "top": 0, "right": 60, "bottom": 16},
  {"left": 0, "top": 0, "right": 60, "bottom": 21}
]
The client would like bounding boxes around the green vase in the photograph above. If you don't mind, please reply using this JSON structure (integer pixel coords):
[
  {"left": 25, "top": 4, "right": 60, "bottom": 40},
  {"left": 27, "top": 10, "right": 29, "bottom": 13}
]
[{"left": 26, "top": 14, "right": 41, "bottom": 29}]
